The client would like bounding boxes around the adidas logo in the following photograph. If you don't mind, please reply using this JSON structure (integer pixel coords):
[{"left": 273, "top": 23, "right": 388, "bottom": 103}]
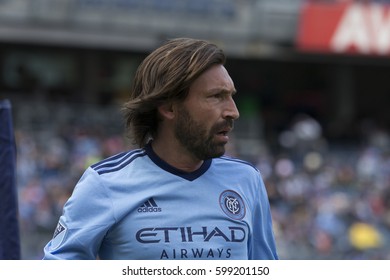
[{"left": 138, "top": 197, "right": 162, "bottom": 213}]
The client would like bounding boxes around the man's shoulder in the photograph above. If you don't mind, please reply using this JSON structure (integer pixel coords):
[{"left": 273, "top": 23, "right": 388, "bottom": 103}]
[
  {"left": 214, "top": 155, "right": 259, "bottom": 173},
  {"left": 90, "top": 148, "right": 148, "bottom": 175}
]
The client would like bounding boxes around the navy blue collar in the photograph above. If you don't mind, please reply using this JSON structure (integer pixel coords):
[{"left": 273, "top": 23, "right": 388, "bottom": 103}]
[{"left": 144, "top": 142, "right": 212, "bottom": 181}]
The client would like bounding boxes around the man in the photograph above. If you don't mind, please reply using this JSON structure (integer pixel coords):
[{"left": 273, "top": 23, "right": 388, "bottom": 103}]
[{"left": 43, "top": 38, "right": 279, "bottom": 260}]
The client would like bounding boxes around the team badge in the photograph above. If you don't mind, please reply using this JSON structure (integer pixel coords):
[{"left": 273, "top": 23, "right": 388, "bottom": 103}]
[
  {"left": 50, "top": 220, "right": 67, "bottom": 250},
  {"left": 219, "top": 190, "right": 246, "bottom": 220}
]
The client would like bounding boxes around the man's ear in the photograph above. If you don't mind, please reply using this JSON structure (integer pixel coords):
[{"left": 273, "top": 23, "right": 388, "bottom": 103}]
[{"left": 157, "top": 102, "right": 175, "bottom": 120}]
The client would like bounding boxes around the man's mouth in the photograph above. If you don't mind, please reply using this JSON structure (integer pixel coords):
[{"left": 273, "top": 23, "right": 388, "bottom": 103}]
[
  {"left": 215, "top": 126, "right": 233, "bottom": 143},
  {"left": 217, "top": 129, "right": 229, "bottom": 136},
  {"left": 214, "top": 120, "right": 234, "bottom": 140}
]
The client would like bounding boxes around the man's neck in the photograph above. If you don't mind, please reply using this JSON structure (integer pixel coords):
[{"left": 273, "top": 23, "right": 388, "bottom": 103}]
[{"left": 150, "top": 139, "right": 203, "bottom": 172}]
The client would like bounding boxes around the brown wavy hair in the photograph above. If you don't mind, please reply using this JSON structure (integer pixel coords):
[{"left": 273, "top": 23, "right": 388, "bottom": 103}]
[{"left": 123, "top": 38, "right": 226, "bottom": 147}]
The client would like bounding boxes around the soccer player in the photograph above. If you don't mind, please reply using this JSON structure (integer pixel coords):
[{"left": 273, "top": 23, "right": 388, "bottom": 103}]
[{"left": 43, "top": 38, "right": 279, "bottom": 260}]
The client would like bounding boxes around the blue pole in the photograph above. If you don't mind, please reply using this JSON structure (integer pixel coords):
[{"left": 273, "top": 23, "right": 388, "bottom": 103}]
[{"left": 0, "top": 99, "right": 21, "bottom": 260}]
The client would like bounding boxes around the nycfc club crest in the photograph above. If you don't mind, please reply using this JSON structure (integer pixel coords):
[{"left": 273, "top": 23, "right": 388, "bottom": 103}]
[
  {"left": 50, "top": 221, "right": 67, "bottom": 250},
  {"left": 219, "top": 190, "right": 246, "bottom": 220}
]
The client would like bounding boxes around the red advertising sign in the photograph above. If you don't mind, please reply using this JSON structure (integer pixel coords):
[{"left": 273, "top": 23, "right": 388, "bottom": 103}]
[{"left": 297, "top": 3, "right": 390, "bottom": 55}]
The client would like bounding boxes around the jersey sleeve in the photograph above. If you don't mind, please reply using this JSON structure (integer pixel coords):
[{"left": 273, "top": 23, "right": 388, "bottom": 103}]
[
  {"left": 43, "top": 167, "right": 116, "bottom": 259},
  {"left": 248, "top": 173, "right": 279, "bottom": 260}
]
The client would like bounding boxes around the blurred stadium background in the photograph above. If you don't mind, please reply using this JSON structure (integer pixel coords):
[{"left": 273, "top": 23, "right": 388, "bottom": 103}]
[{"left": 1, "top": 0, "right": 390, "bottom": 259}]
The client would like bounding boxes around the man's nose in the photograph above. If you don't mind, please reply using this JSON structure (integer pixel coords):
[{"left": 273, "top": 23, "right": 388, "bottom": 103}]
[{"left": 223, "top": 97, "right": 240, "bottom": 120}]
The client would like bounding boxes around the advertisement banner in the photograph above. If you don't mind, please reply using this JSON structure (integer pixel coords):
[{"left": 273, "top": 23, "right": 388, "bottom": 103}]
[{"left": 297, "top": 3, "right": 390, "bottom": 55}]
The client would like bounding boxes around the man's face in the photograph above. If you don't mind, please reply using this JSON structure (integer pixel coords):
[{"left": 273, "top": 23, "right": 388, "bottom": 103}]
[{"left": 174, "top": 64, "right": 239, "bottom": 160}]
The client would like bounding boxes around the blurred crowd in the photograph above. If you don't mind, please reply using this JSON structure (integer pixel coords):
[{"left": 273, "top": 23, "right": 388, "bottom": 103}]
[
  {"left": 13, "top": 101, "right": 390, "bottom": 259},
  {"left": 259, "top": 114, "right": 390, "bottom": 259}
]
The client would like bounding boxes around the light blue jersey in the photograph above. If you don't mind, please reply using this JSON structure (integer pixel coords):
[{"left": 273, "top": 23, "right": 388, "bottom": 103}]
[{"left": 43, "top": 143, "right": 278, "bottom": 260}]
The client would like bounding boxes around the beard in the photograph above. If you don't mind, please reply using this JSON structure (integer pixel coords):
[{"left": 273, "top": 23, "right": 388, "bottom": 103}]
[{"left": 174, "top": 106, "right": 233, "bottom": 160}]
